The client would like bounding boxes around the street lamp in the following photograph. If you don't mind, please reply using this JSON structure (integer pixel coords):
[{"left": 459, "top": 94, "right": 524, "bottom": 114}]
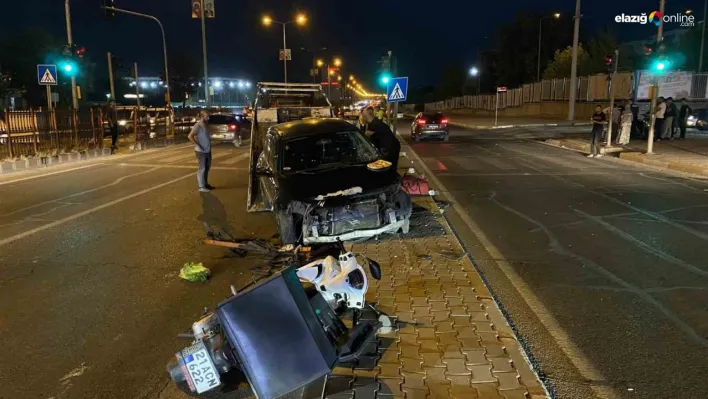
[
  {"left": 261, "top": 13, "right": 308, "bottom": 83},
  {"left": 469, "top": 67, "right": 479, "bottom": 76},
  {"left": 333, "top": 57, "right": 342, "bottom": 67},
  {"left": 538, "top": 12, "right": 561, "bottom": 81}
]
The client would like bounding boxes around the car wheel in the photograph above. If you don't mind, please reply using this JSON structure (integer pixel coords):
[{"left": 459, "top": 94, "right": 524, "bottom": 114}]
[{"left": 276, "top": 210, "right": 298, "bottom": 245}]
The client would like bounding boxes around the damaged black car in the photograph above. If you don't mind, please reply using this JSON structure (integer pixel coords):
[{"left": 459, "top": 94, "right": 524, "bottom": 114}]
[{"left": 252, "top": 118, "right": 412, "bottom": 244}]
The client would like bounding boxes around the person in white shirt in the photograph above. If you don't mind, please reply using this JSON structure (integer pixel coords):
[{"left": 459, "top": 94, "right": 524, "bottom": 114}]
[{"left": 654, "top": 97, "right": 666, "bottom": 140}]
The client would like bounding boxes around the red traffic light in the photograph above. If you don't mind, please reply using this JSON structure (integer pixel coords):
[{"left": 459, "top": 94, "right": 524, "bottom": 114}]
[
  {"left": 75, "top": 46, "right": 86, "bottom": 58},
  {"left": 604, "top": 55, "right": 613, "bottom": 65}
]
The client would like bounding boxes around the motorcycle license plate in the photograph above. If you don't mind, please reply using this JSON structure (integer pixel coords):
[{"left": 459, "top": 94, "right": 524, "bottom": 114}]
[{"left": 178, "top": 341, "right": 221, "bottom": 393}]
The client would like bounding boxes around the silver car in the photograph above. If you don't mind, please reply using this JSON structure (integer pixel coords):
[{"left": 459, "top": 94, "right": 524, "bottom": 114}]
[{"left": 207, "top": 114, "right": 243, "bottom": 146}]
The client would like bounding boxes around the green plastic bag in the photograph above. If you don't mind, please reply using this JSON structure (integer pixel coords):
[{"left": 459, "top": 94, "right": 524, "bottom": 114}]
[{"left": 179, "top": 262, "right": 211, "bottom": 282}]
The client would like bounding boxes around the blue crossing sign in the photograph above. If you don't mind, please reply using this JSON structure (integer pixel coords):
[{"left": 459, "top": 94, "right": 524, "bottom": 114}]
[
  {"left": 37, "top": 64, "right": 58, "bottom": 86},
  {"left": 386, "top": 77, "right": 408, "bottom": 103}
]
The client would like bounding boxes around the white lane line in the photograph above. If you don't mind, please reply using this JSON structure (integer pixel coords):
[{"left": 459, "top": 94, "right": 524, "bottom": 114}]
[
  {"left": 0, "top": 168, "right": 159, "bottom": 217},
  {"left": 215, "top": 152, "right": 250, "bottom": 165},
  {"left": 0, "top": 164, "right": 103, "bottom": 187},
  {"left": 117, "top": 163, "right": 245, "bottom": 171},
  {"left": 0, "top": 172, "right": 194, "bottom": 248},
  {"left": 159, "top": 152, "right": 199, "bottom": 164},
  {"left": 400, "top": 140, "right": 616, "bottom": 399}
]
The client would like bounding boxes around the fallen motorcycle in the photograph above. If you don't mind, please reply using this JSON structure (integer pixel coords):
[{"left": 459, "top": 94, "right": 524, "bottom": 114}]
[{"left": 166, "top": 243, "right": 389, "bottom": 398}]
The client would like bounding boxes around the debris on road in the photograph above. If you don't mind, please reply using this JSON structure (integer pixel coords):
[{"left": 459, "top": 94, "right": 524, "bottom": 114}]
[{"left": 179, "top": 262, "right": 211, "bottom": 282}]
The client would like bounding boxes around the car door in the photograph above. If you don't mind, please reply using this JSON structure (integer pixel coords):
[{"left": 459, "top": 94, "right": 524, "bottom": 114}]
[{"left": 257, "top": 132, "right": 278, "bottom": 210}]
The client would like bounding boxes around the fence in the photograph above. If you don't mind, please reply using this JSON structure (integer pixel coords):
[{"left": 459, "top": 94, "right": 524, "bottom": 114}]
[
  {"left": 426, "top": 72, "right": 708, "bottom": 112},
  {"left": 1, "top": 106, "right": 182, "bottom": 161}
]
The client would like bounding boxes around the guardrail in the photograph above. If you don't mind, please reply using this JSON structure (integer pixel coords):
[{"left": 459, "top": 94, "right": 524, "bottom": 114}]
[{"left": 0, "top": 107, "right": 183, "bottom": 161}]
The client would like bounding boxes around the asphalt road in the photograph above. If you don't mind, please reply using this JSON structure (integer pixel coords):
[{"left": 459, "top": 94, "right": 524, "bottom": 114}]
[
  {"left": 0, "top": 143, "right": 271, "bottom": 399},
  {"left": 2, "top": 122, "right": 707, "bottom": 399},
  {"left": 398, "top": 121, "right": 708, "bottom": 399}
]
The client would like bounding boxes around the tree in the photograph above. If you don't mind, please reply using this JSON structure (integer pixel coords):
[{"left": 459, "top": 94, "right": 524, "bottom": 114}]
[
  {"left": 543, "top": 45, "right": 589, "bottom": 79},
  {"left": 585, "top": 29, "right": 633, "bottom": 74},
  {"left": 494, "top": 11, "right": 574, "bottom": 87},
  {"left": 435, "top": 63, "right": 466, "bottom": 100},
  {"left": 0, "top": 28, "right": 63, "bottom": 108}
]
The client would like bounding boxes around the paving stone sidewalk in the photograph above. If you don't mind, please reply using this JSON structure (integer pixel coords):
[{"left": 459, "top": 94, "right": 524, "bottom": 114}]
[{"left": 315, "top": 195, "right": 547, "bottom": 399}]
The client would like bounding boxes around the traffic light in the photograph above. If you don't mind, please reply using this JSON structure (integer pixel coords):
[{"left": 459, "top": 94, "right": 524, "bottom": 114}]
[
  {"left": 379, "top": 73, "right": 391, "bottom": 86},
  {"left": 604, "top": 55, "right": 615, "bottom": 74},
  {"left": 74, "top": 45, "right": 86, "bottom": 58},
  {"left": 651, "top": 58, "right": 670, "bottom": 73},
  {"left": 103, "top": 0, "right": 116, "bottom": 19},
  {"left": 59, "top": 58, "right": 78, "bottom": 77},
  {"left": 648, "top": 40, "right": 671, "bottom": 74}
]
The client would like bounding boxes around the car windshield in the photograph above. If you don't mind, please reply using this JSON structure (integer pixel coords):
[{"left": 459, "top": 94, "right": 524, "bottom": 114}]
[
  {"left": 208, "top": 115, "right": 235, "bottom": 124},
  {"left": 281, "top": 130, "right": 380, "bottom": 173}
]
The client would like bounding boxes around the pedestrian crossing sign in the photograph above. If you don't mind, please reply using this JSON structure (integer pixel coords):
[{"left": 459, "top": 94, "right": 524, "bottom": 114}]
[
  {"left": 37, "top": 64, "right": 58, "bottom": 86},
  {"left": 386, "top": 77, "right": 408, "bottom": 103}
]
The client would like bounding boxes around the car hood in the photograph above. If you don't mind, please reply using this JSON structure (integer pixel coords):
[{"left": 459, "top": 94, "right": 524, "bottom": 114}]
[{"left": 278, "top": 164, "right": 400, "bottom": 202}]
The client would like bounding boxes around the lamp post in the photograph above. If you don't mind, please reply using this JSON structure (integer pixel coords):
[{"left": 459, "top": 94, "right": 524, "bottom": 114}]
[
  {"left": 317, "top": 57, "right": 342, "bottom": 99},
  {"left": 262, "top": 13, "right": 307, "bottom": 83},
  {"left": 469, "top": 66, "right": 480, "bottom": 95},
  {"left": 538, "top": 12, "right": 561, "bottom": 82},
  {"left": 301, "top": 47, "right": 328, "bottom": 83}
]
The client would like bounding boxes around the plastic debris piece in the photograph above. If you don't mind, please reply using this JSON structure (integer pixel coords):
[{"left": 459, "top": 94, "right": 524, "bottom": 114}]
[{"left": 179, "top": 262, "right": 211, "bottom": 282}]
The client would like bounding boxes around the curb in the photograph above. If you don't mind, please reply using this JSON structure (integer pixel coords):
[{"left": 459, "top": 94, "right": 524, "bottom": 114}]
[
  {"left": 449, "top": 121, "right": 591, "bottom": 130},
  {"left": 0, "top": 148, "right": 112, "bottom": 175},
  {"left": 543, "top": 138, "right": 708, "bottom": 177},
  {"left": 619, "top": 151, "right": 708, "bottom": 177}
]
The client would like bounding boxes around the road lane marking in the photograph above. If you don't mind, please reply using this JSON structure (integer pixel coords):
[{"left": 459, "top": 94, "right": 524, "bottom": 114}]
[
  {"left": 574, "top": 209, "right": 708, "bottom": 279},
  {"left": 0, "top": 168, "right": 159, "bottom": 217},
  {"left": 0, "top": 164, "right": 103, "bottom": 187},
  {"left": 500, "top": 143, "right": 708, "bottom": 241},
  {"left": 117, "top": 163, "right": 245, "bottom": 171},
  {"left": 0, "top": 172, "right": 194, "bottom": 248},
  {"left": 400, "top": 138, "right": 615, "bottom": 399},
  {"left": 159, "top": 152, "right": 199, "bottom": 164}
]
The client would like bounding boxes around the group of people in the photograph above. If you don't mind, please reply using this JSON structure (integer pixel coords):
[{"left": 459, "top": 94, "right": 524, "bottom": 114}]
[
  {"left": 653, "top": 97, "right": 692, "bottom": 141},
  {"left": 589, "top": 97, "right": 694, "bottom": 158}
]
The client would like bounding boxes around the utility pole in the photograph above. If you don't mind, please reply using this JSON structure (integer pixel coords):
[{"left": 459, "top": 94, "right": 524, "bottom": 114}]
[
  {"left": 134, "top": 63, "right": 141, "bottom": 107},
  {"left": 65, "top": 0, "right": 78, "bottom": 109},
  {"left": 392, "top": 54, "right": 398, "bottom": 135},
  {"left": 103, "top": 6, "right": 171, "bottom": 105},
  {"left": 200, "top": 0, "right": 210, "bottom": 107},
  {"left": 107, "top": 52, "right": 116, "bottom": 102},
  {"left": 282, "top": 24, "right": 288, "bottom": 84},
  {"left": 700, "top": 0, "right": 707, "bottom": 72},
  {"left": 606, "top": 49, "right": 619, "bottom": 147},
  {"left": 646, "top": 0, "right": 666, "bottom": 155},
  {"left": 567, "top": 0, "right": 581, "bottom": 121},
  {"left": 386, "top": 51, "right": 392, "bottom": 128}
]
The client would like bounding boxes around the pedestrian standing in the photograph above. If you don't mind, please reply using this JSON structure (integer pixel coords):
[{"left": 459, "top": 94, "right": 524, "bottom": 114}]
[
  {"left": 654, "top": 97, "right": 666, "bottom": 141},
  {"left": 105, "top": 100, "right": 119, "bottom": 151},
  {"left": 617, "top": 100, "right": 632, "bottom": 146},
  {"left": 677, "top": 98, "right": 692, "bottom": 140},
  {"left": 662, "top": 97, "right": 675, "bottom": 139},
  {"left": 188, "top": 110, "right": 214, "bottom": 192},
  {"left": 589, "top": 105, "right": 607, "bottom": 158}
]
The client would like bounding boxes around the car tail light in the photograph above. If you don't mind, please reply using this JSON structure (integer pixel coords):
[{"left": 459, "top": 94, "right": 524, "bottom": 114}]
[
  {"left": 441, "top": 118, "right": 448, "bottom": 125},
  {"left": 417, "top": 119, "right": 426, "bottom": 126},
  {"left": 228, "top": 124, "right": 237, "bottom": 131}
]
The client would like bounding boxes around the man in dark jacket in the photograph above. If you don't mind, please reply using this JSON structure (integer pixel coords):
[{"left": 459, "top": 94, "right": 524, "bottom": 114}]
[
  {"left": 677, "top": 98, "right": 692, "bottom": 139},
  {"left": 362, "top": 107, "right": 400, "bottom": 169}
]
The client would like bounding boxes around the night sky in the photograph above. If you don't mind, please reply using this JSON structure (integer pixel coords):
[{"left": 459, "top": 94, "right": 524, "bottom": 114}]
[{"left": 0, "top": 0, "right": 700, "bottom": 90}]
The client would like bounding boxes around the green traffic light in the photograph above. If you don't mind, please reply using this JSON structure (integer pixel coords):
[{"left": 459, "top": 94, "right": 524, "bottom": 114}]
[
  {"left": 656, "top": 62, "right": 666, "bottom": 71},
  {"left": 59, "top": 59, "right": 78, "bottom": 76},
  {"left": 63, "top": 64, "right": 73, "bottom": 72},
  {"left": 379, "top": 74, "right": 391, "bottom": 86}
]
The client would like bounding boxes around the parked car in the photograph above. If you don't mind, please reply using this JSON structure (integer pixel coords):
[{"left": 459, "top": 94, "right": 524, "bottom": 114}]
[
  {"left": 410, "top": 112, "right": 449, "bottom": 141},
  {"left": 687, "top": 109, "right": 708, "bottom": 130},
  {"left": 207, "top": 113, "right": 245, "bottom": 146},
  {"left": 254, "top": 118, "right": 412, "bottom": 245}
]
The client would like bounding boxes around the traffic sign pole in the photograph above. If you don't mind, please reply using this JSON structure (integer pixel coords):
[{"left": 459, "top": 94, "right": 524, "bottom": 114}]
[{"left": 46, "top": 86, "right": 52, "bottom": 111}]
